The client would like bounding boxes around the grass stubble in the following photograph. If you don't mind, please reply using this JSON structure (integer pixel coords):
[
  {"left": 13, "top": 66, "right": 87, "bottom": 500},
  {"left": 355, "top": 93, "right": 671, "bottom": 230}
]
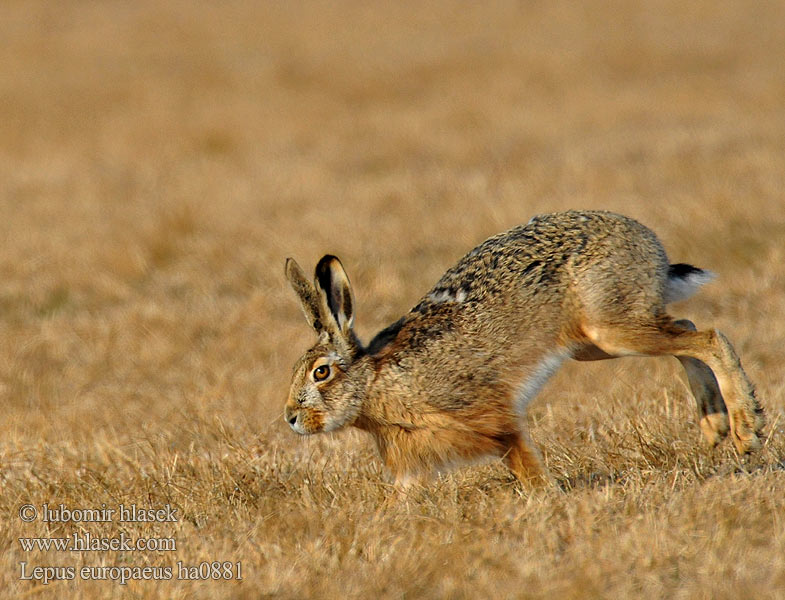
[{"left": 1, "top": 1, "right": 785, "bottom": 598}]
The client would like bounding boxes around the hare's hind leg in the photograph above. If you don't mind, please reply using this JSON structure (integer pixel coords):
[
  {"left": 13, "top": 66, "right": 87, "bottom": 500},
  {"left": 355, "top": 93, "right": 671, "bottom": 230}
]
[
  {"left": 573, "top": 320, "right": 730, "bottom": 447},
  {"left": 672, "top": 319, "right": 730, "bottom": 446},
  {"left": 582, "top": 317, "right": 763, "bottom": 454}
]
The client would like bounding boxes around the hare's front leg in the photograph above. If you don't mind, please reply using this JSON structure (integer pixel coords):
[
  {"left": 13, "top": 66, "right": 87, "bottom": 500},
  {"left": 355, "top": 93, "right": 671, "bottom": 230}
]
[{"left": 500, "top": 432, "right": 549, "bottom": 486}]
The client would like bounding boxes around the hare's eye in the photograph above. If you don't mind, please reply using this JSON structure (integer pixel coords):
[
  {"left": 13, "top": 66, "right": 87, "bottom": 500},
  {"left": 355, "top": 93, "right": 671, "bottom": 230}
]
[{"left": 313, "top": 364, "right": 331, "bottom": 382}]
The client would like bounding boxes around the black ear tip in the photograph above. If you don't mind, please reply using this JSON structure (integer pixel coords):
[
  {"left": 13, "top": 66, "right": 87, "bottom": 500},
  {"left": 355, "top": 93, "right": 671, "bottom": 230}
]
[
  {"left": 315, "top": 255, "right": 343, "bottom": 282},
  {"left": 316, "top": 254, "right": 341, "bottom": 270}
]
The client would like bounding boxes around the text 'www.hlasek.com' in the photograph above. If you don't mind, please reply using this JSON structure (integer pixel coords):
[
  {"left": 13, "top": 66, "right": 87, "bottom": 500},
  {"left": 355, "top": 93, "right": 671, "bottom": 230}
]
[{"left": 17, "top": 503, "right": 242, "bottom": 586}]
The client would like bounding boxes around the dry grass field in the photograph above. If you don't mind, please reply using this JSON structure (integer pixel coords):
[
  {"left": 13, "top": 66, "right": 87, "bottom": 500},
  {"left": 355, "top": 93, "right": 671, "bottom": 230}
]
[{"left": 2, "top": 1, "right": 785, "bottom": 598}]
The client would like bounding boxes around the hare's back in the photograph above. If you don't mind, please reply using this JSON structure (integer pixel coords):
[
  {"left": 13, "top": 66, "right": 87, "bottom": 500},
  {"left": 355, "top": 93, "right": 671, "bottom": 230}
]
[{"left": 414, "top": 210, "right": 667, "bottom": 312}]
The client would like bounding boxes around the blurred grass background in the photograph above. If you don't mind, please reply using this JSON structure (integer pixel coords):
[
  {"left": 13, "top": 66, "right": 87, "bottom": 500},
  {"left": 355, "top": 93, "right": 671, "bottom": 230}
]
[{"left": 1, "top": 1, "right": 784, "bottom": 598}]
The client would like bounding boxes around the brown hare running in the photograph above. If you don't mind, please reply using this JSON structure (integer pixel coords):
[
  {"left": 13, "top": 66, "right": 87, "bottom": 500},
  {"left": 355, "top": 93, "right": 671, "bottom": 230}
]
[{"left": 283, "top": 210, "right": 764, "bottom": 488}]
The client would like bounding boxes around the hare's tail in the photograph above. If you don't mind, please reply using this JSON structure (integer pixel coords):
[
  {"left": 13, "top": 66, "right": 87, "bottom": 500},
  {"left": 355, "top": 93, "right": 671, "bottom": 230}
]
[{"left": 664, "top": 263, "right": 716, "bottom": 304}]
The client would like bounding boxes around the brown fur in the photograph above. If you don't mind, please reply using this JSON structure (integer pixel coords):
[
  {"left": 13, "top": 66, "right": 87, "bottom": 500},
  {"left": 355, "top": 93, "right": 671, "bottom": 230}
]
[{"left": 284, "top": 210, "right": 764, "bottom": 488}]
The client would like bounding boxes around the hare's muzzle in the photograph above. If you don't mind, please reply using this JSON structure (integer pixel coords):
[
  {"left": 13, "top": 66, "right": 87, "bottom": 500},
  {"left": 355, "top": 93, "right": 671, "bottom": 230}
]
[{"left": 284, "top": 406, "right": 305, "bottom": 434}]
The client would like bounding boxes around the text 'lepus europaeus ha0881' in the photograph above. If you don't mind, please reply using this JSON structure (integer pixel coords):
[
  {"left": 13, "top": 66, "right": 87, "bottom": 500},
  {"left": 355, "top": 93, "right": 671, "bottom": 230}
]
[{"left": 284, "top": 210, "right": 764, "bottom": 487}]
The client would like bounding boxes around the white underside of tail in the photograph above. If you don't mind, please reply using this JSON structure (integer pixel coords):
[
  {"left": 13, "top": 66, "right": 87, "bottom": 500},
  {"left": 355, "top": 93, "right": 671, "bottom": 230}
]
[{"left": 664, "top": 270, "right": 716, "bottom": 304}]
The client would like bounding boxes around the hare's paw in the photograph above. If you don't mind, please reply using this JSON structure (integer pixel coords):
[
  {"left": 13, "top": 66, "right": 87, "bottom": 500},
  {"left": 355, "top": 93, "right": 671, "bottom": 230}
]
[
  {"left": 699, "top": 412, "right": 729, "bottom": 447},
  {"left": 730, "top": 423, "right": 762, "bottom": 454}
]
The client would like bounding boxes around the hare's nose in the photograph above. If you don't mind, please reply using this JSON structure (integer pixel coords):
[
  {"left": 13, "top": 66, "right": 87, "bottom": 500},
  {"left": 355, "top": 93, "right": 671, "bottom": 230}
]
[{"left": 285, "top": 407, "right": 298, "bottom": 427}]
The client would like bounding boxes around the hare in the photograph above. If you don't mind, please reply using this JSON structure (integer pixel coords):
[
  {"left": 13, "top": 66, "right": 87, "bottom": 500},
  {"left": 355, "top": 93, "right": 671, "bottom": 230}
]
[{"left": 283, "top": 210, "right": 764, "bottom": 487}]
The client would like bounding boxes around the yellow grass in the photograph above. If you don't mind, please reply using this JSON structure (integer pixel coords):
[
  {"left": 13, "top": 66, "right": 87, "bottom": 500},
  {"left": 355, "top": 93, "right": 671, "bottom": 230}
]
[{"left": 1, "top": 1, "right": 784, "bottom": 598}]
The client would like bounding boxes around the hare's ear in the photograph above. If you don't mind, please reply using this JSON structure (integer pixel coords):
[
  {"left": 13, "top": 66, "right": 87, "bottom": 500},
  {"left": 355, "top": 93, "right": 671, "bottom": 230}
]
[
  {"left": 314, "top": 255, "right": 355, "bottom": 335},
  {"left": 285, "top": 257, "right": 328, "bottom": 334}
]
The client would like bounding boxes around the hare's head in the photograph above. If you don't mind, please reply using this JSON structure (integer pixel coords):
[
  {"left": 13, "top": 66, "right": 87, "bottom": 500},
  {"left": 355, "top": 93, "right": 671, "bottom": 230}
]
[{"left": 284, "top": 255, "right": 365, "bottom": 434}]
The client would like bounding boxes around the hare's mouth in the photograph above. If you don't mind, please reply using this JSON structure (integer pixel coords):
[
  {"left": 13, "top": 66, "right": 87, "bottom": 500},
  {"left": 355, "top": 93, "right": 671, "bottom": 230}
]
[{"left": 286, "top": 409, "right": 326, "bottom": 435}]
